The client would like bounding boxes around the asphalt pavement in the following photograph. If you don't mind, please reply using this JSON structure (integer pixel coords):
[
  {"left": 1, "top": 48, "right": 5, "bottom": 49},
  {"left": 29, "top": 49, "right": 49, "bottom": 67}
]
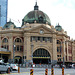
[{"left": 0, "top": 68, "right": 75, "bottom": 75}]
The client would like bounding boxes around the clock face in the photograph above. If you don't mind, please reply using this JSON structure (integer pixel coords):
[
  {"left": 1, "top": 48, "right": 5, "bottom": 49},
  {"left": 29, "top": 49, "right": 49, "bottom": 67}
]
[{"left": 40, "top": 30, "right": 44, "bottom": 34}]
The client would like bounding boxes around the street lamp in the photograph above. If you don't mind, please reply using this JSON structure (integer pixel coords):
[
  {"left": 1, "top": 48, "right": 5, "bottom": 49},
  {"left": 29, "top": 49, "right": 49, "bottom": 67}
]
[
  {"left": 13, "top": 43, "right": 15, "bottom": 64},
  {"left": 31, "top": 44, "right": 34, "bottom": 67}
]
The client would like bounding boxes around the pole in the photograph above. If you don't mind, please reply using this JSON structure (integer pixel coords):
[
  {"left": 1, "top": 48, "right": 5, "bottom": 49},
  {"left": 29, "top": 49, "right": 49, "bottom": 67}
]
[
  {"left": 63, "top": 57, "right": 64, "bottom": 65},
  {"left": 13, "top": 42, "right": 15, "bottom": 64},
  {"left": 18, "top": 67, "right": 20, "bottom": 73},
  {"left": 31, "top": 44, "right": 33, "bottom": 68}
]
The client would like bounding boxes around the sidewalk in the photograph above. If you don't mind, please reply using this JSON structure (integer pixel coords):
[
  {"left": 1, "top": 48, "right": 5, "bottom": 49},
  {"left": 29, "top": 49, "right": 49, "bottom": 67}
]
[{"left": 0, "top": 72, "right": 29, "bottom": 75}]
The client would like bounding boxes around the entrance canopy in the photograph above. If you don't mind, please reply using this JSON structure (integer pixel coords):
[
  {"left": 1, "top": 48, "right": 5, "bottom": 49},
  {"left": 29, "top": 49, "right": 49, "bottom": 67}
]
[{"left": 0, "top": 48, "right": 11, "bottom": 54}]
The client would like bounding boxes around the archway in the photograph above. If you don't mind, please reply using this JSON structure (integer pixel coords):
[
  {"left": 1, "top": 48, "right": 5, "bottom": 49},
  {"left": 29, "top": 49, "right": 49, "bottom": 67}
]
[
  {"left": 14, "top": 56, "right": 22, "bottom": 64},
  {"left": 3, "top": 56, "right": 8, "bottom": 63},
  {"left": 33, "top": 48, "right": 51, "bottom": 64}
]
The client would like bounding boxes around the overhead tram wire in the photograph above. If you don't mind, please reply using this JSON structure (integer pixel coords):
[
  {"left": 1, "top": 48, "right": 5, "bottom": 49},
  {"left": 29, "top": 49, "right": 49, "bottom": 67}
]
[{"left": 7, "top": 17, "right": 22, "bottom": 25}]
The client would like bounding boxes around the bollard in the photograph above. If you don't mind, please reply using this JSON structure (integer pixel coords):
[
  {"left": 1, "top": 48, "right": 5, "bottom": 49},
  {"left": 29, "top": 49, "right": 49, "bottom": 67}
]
[
  {"left": 62, "top": 67, "right": 64, "bottom": 75},
  {"left": 18, "top": 67, "right": 20, "bottom": 73},
  {"left": 45, "top": 69, "right": 48, "bottom": 75},
  {"left": 51, "top": 68, "right": 54, "bottom": 75},
  {"left": 30, "top": 69, "right": 33, "bottom": 75},
  {"left": 8, "top": 67, "right": 10, "bottom": 74}
]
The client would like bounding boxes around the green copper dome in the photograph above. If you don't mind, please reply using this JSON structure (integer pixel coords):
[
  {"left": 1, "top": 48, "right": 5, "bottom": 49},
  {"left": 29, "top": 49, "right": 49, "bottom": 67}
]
[
  {"left": 3, "top": 20, "right": 16, "bottom": 29},
  {"left": 22, "top": 2, "right": 51, "bottom": 26},
  {"left": 55, "top": 23, "right": 62, "bottom": 31}
]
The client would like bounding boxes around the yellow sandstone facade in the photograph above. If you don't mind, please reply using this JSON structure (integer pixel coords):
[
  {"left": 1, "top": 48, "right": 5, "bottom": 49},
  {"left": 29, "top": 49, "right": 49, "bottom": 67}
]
[{"left": 0, "top": 2, "right": 75, "bottom": 65}]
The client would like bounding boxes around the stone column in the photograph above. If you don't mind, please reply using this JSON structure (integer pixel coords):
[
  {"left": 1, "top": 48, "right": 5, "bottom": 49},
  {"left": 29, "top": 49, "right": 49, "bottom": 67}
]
[
  {"left": 52, "top": 34, "right": 57, "bottom": 63},
  {"left": 63, "top": 38, "right": 66, "bottom": 62},
  {"left": 66, "top": 41, "right": 69, "bottom": 61},
  {"left": 24, "top": 33, "right": 31, "bottom": 66},
  {"left": 9, "top": 34, "right": 13, "bottom": 59}
]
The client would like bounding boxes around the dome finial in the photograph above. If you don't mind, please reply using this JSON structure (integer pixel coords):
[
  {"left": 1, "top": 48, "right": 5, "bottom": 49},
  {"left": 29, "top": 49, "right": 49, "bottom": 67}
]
[
  {"left": 34, "top": 0, "right": 39, "bottom": 10},
  {"left": 36, "top": 0, "right": 37, "bottom": 5},
  {"left": 9, "top": 18, "right": 11, "bottom": 22},
  {"left": 58, "top": 23, "right": 59, "bottom": 26}
]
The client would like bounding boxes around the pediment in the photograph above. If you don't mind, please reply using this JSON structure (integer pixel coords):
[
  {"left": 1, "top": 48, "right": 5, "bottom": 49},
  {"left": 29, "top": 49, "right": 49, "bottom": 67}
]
[{"left": 26, "top": 25, "right": 56, "bottom": 34}]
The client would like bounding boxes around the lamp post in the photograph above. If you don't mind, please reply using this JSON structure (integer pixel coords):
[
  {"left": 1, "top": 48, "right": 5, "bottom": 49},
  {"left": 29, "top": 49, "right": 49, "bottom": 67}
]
[
  {"left": 13, "top": 43, "right": 15, "bottom": 64},
  {"left": 63, "top": 57, "right": 64, "bottom": 65},
  {"left": 31, "top": 44, "right": 34, "bottom": 67}
]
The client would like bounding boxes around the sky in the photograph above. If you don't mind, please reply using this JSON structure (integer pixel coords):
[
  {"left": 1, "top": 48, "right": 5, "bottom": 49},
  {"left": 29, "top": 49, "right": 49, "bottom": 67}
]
[{"left": 8, "top": 0, "right": 75, "bottom": 39}]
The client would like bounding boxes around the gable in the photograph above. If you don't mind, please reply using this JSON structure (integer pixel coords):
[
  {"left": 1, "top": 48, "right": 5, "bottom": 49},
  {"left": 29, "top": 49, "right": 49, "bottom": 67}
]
[{"left": 26, "top": 25, "right": 56, "bottom": 34}]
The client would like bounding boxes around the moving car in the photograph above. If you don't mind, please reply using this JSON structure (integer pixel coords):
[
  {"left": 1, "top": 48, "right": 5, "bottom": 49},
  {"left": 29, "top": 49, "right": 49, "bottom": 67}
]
[
  {"left": 10, "top": 64, "right": 18, "bottom": 70},
  {"left": 0, "top": 62, "right": 10, "bottom": 73}
]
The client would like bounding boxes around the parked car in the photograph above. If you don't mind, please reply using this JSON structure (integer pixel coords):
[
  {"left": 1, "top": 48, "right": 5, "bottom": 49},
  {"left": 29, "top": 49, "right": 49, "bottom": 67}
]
[
  {"left": 10, "top": 64, "right": 18, "bottom": 70},
  {"left": 71, "top": 64, "right": 75, "bottom": 68},
  {"left": 5, "top": 63, "right": 12, "bottom": 72},
  {"left": 0, "top": 62, "right": 10, "bottom": 73}
]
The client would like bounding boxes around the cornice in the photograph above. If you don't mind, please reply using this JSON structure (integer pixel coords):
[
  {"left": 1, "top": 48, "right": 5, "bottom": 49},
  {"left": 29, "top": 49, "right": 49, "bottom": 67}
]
[{"left": 0, "top": 30, "right": 23, "bottom": 34}]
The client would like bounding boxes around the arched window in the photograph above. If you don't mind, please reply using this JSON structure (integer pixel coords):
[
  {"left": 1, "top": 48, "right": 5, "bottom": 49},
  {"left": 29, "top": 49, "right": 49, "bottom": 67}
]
[
  {"left": 2, "top": 38, "right": 8, "bottom": 43},
  {"left": 15, "top": 38, "right": 22, "bottom": 43},
  {"left": 57, "top": 40, "right": 61, "bottom": 44},
  {"left": 33, "top": 48, "right": 50, "bottom": 57},
  {"left": 14, "top": 38, "right": 23, "bottom": 51},
  {"left": 2, "top": 38, "right": 8, "bottom": 50}
]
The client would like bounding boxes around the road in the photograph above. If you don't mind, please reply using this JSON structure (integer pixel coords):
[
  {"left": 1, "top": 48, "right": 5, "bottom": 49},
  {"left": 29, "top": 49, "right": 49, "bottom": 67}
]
[{"left": 0, "top": 68, "right": 75, "bottom": 75}]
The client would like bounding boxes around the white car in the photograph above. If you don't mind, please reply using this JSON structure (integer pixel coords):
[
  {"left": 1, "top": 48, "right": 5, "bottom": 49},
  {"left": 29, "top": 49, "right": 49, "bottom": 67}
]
[
  {"left": 10, "top": 64, "right": 18, "bottom": 70},
  {"left": 0, "top": 62, "right": 10, "bottom": 73}
]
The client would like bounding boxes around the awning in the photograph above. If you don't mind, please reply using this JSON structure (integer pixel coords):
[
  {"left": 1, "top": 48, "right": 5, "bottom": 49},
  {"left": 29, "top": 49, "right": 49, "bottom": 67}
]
[
  {"left": 0, "top": 48, "right": 11, "bottom": 54},
  {"left": 14, "top": 57, "right": 20, "bottom": 59},
  {"left": 0, "top": 51, "right": 11, "bottom": 54}
]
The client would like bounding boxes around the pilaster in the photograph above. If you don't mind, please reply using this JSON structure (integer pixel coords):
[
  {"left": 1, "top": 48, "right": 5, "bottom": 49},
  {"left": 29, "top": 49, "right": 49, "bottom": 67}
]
[
  {"left": 52, "top": 34, "right": 57, "bottom": 61},
  {"left": 24, "top": 33, "right": 31, "bottom": 61},
  {"left": 63, "top": 37, "right": 66, "bottom": 61},
  {"left": 67, "top": 42, "right": 69, "bottom": 61},
  {"left": 9, "top": 33, "right": 13, "bottom": 59}
]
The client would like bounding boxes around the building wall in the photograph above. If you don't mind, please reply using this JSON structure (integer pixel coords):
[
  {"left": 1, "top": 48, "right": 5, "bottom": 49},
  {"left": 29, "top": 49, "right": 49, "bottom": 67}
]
[
  {"left": 72, "top": 41, "right": 75, "bottom": 63},
  {"left": 0, "top": 23, "right": 75, "bottom": 64},
  {"left": 0, "top": 0, "right": 8, "bottom": 26}
]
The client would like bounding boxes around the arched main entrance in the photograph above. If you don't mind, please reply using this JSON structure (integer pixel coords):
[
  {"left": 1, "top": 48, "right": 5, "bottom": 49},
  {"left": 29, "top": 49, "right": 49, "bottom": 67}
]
[
  {"left": 14, "top": 56, "right": 22, "bottom": 64},
  {"left": 33, "top": 48, "right": 51, "bottom": 64}
]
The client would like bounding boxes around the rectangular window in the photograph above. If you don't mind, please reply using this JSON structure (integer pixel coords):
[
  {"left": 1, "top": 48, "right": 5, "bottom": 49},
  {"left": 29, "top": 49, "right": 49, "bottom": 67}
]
[
  {"left": 58, "top": 59, "right": 61, "bottom": 61},
  {"left": 31, "top": 36, "right": 52, "bottom": 43},
  {"left": 69, "top": 56, "right": 72, "bottom": 61},
  {"left": 17, "top": 45, "right": 19, "bottom": 51},
  {"left": 20, "top": 46, "right": 22, "bottom": 51},
  {"left": 57, "top": 47, "right": 61, "bottom": 52},
  {"left": 43, "top": 37, "right": 45, "bottom": 41},
  {"left": 38, "top": 37, "right": 40, "bottom": 41}
]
